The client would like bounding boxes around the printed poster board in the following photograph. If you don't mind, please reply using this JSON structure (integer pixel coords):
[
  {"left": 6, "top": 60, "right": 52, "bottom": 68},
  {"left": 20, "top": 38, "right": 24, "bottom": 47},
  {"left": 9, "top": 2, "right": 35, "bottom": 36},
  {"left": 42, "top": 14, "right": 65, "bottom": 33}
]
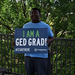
[{"left": 14, "top": 28, "right": 48, "bottom": 53}]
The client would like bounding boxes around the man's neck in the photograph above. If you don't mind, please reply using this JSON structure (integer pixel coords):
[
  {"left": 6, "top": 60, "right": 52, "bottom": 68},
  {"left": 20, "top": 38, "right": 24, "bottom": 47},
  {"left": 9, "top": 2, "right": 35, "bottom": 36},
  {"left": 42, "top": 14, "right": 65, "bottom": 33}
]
[{"left": 32, "top": 20, "right": 40, "bottom": 23}]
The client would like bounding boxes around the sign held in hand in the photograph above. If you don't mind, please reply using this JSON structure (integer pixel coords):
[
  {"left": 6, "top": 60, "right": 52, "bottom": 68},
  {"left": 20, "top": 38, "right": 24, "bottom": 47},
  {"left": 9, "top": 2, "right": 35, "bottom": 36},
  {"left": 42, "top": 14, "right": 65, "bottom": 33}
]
[{"left": 15, "top": 28, "right": 48, "bottom": 53}]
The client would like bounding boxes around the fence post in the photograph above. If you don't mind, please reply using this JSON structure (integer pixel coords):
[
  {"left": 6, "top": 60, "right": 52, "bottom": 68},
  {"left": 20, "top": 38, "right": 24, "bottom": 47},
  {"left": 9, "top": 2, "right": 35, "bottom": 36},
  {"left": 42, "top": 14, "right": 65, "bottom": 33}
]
[{"left": 47, "top": 50, "right": 51, "bottom": 75}]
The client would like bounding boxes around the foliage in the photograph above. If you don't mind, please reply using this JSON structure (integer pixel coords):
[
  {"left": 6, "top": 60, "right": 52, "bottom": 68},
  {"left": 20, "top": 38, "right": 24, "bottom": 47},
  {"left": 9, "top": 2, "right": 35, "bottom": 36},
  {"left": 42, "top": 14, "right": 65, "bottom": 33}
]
[{"left": 0, "top": 0, "right": 75, "bottom": 39}]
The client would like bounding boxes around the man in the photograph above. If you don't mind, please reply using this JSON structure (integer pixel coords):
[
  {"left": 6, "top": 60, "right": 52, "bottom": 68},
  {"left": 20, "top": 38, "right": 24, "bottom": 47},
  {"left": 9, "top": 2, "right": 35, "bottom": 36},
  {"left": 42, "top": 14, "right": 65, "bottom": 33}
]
[{"left": 23, "top": 8, "right": 54, "bottom": 75}]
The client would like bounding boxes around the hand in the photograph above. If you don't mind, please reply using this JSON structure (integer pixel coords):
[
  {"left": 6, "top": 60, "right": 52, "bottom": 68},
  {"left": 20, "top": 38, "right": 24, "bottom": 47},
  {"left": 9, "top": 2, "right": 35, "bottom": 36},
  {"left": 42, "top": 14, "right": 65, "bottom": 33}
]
[
  {"left": 12, "top": 40, "right": 15, "bottom": 46},
  {"left": 47, "top": 37, "right": 54, "bottom": 47},
  {"left": 47, "top": 38, "right": 51, "bottom": 47}
]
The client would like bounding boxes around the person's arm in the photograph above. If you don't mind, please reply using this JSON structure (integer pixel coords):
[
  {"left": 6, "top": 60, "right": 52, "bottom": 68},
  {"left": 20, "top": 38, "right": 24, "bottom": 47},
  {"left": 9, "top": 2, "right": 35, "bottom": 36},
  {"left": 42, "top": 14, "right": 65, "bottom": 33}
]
[{"left": 47, "top": 36, "right": 54, "bottom": 47}]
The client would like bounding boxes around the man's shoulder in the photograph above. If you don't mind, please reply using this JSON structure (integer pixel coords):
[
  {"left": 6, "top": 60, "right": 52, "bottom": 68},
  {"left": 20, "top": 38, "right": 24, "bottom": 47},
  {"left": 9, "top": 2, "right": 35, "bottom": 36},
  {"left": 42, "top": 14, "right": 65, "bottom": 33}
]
[
  {"left": 41, "top": 21, "right": 50, "bottom": 27},
  {"left": 23, "top": 22, "right": 31, "bottom": 28},
  {"left": 24, "top": 21, "right": 31, "bottom": 25}
]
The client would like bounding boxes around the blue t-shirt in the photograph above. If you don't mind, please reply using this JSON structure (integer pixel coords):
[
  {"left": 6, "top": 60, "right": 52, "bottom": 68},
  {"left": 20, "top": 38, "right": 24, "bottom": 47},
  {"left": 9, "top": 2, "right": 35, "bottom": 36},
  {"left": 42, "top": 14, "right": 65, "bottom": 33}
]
[{"left": 23, "top": 21, "right": 54, "bottom": 58}]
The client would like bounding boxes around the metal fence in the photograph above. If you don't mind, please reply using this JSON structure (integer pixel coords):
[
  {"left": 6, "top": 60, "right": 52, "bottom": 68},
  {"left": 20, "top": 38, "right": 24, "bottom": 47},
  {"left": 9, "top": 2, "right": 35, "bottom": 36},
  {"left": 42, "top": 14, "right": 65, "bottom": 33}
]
[
  {"left": 0, "top": 34, "right": 75, "bottom": 75},
  {"left": 0, "top": 34, "right": 25, "bottom": 75},
  {"left": 50, "top": 38, "right": 75, "bottom": 75}
]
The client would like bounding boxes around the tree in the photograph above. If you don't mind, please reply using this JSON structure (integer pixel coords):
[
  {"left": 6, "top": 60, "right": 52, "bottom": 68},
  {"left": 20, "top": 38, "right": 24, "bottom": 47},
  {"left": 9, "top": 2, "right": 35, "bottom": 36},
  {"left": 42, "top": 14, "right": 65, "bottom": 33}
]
[
  {"left": 50, "top": 0, "right": 75, "bottom": 38},
  {"left": 0, "top": 0, "right": 75, "bottom": 37}
]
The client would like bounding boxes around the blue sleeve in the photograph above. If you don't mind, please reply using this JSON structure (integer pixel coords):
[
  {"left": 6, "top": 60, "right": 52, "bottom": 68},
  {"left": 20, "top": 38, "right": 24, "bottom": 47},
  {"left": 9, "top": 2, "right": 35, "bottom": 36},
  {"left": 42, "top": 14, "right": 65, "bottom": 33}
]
[
  {"left": 48, "top": 26, "right": 54, "bottom": 38},
  {"left": 23, "top": 24, "right": 25, "bottom": 28}
]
